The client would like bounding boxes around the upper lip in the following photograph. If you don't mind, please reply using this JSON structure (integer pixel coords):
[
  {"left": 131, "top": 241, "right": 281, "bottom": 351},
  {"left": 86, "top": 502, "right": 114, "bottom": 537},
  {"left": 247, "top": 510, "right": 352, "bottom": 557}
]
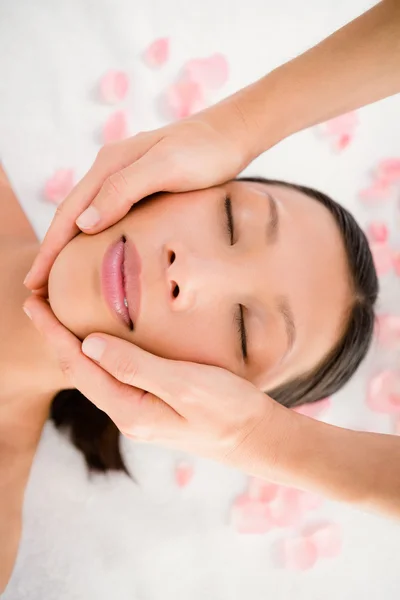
[{"left": 101, "top": 236, "right": 142, "bottom": 330}]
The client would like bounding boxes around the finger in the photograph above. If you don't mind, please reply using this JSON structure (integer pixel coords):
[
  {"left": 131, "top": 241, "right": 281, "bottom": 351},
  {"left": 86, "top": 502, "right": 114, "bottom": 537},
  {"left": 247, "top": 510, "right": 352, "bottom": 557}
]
[
  {"left": 25, "top": 133, "right": 159, "bottom": 290},
  {"left": 24, "top": 296, "right": 182, "bottom": 438},
  {"left": 24, "top": 172, "right": 99, "bottom": 290},
  {"left": 81, "top": 333, "right": 187, "bottom": 412},
  {"left": 75, "top": 143, "right": 175, "bottom": 234},
  {"left": 31, "top": 284, "right": 48, "bottom": 298}
]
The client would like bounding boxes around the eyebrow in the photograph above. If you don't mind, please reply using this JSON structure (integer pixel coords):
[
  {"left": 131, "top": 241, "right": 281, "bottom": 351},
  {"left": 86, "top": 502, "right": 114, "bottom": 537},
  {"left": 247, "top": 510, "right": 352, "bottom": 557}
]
[
  {"left": 277, "top": 296, "right": 296, "bottom": 354},
  {"left": 263, "top": 190, "right": 296, "bottom": 353},
  {"left": 265, "top": 192, "right": 279, "bottom": 244}
]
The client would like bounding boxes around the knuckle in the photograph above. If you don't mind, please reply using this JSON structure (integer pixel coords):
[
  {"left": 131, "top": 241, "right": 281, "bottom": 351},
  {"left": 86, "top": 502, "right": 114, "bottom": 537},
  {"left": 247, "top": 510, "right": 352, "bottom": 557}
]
[
  {"left": 57, "top": 353, "right": 76, "bottom": 382},
  {"left": 113, "top": 354, "right": 138, "bottom": 385},
  {"left": 95, "top": 143, "right": 114, "bottom": 165},
  {"left": 102, "top": 170, "right": 128, "bottom": 200},
  {"left": 54, "top": 201, "right": 67, "bottom": 220}
]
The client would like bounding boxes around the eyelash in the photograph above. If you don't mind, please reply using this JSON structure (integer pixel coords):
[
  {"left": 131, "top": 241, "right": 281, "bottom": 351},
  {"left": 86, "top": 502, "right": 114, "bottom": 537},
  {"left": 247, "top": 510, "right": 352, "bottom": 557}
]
[
  {"left": 235, "top": 306, "right": 248, "bottom": 361},
  {"left": 224, "top": 196, "right": 248, "bottom": 361},
  {"left": 224, "top": 195, "right": 234, "bottom": 244}
]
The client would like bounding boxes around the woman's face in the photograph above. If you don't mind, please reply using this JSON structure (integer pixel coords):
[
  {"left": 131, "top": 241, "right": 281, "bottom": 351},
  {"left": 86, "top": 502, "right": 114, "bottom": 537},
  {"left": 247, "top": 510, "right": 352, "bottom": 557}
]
[{"left": 48, "top": 181, "right": 351, "bottom": 391}]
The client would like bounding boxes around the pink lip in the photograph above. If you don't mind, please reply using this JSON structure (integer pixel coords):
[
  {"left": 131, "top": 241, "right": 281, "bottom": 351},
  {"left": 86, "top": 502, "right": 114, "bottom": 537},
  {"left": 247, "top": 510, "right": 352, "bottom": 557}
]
[
  {"left": 101, "top": 237, "right": 141, "bottom": 329},
  {"left": 123, "top": 237, "right": 142, "bottom": 326}
]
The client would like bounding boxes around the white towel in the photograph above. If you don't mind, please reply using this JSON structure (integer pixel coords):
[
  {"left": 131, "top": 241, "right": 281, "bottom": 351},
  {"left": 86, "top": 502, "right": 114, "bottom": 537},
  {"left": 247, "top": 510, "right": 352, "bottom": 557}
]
[{"left": 1, "top": 1, "right": 400, "bottom": 598}]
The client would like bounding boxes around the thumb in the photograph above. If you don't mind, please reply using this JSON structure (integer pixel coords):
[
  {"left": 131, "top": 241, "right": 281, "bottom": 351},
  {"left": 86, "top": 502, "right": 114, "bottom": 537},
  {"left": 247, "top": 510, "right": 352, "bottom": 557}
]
[{"left": 75, "top": 145, "right": 174, "bottom": 234}]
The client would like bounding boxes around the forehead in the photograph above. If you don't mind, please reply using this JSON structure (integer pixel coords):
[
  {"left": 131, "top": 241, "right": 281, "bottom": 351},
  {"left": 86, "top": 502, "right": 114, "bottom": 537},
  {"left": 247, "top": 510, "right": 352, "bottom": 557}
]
[{"left": 231, "top": 180, "right": 353, "bottom": 390}]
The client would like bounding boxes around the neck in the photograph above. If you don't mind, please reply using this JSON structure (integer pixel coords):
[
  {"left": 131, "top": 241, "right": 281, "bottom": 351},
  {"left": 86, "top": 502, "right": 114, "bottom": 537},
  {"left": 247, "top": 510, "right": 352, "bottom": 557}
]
[{"left": 0, "top": 242, "right": 67, "bottom": 441}]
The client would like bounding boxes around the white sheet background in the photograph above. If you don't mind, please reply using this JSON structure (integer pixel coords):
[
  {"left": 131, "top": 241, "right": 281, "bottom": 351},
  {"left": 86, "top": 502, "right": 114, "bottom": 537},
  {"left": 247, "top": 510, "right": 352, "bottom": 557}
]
[{"left": 1, "top": 0, "right": 400, "bottom": 598}]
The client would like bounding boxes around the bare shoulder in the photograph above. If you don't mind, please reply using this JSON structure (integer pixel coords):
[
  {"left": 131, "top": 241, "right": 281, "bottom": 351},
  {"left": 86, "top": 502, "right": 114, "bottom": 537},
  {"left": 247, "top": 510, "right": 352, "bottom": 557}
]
[{"left": 0, "top": 164, "right": 37, "bottom": 242}]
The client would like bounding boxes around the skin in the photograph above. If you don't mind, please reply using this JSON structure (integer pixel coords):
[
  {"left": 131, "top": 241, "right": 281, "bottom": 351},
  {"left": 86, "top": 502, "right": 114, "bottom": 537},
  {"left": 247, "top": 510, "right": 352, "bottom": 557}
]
[
  {"left": 48, "top": 180, "right": 352, "bottom": 393},
  {"left": 0, "top": 166, "right": 66, "bottom": 593},
  {"left": 0, "top": 171, "right": 351, "bottom": 591}
]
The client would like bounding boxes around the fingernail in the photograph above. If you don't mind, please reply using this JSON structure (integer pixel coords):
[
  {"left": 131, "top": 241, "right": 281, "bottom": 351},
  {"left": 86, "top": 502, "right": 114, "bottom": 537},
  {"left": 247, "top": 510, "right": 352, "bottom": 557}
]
[
  {"left": 76, "top": 206, "right": 100, "bottom": 229},
  {"left": 82, "top": 337, "right": 106, "bottom": 362},
  {"left": 23, "top": 269, "right": 32, "bottom": 285},
  {"left": 23, "top": 305, "right": 32, "bottom": 320}
]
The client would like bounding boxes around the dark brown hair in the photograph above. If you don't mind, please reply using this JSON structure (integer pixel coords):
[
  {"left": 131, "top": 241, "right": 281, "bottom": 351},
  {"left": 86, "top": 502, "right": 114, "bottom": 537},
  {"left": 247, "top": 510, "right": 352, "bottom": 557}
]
[{"left": 50, "top": 177, "right": 378, "bottom": 473}]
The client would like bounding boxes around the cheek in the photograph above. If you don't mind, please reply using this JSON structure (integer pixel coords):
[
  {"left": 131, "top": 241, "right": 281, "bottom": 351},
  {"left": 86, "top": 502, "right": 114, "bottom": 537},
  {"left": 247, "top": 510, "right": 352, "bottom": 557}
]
[
  {"left": 133, "top": 311, "right": 236, "bottom": 373},
  {"left": 47, "top": 234, "right": 110, "bottom": 339}
]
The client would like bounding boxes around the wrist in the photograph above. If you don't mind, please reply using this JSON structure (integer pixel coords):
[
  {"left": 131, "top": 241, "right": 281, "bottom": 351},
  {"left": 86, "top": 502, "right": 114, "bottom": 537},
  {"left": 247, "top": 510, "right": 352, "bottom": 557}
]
[
  {"left": 220, "top": 64, "right": 310, "bottom": 162},
  {"left": 251, "top": 402, "right": 372, "bottom": 505}
]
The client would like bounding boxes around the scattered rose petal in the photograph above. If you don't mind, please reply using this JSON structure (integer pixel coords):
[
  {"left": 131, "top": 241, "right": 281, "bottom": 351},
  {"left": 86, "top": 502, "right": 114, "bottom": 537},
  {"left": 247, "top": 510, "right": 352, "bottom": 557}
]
[
  {"left": 359, "top": 179, "right": 393, "bottom": 204},
  {"left": 44, "top": 169, "right": 74, "bottom": 205},
  {"left": 375, "top": 314, "right": 400, "bottom": 347},
  {"left": 230, "top": 495, "right": 273, "bottom": 534},
  {"left": 282, "top": 537, "right": 318, "bottom": 570},
  {"left": 335, "top": 133, "right": 352, "bottom": 151},
  {"left": 248, "top": 478, "right": 278, "bottom": 503},
  {"left": 367, "top": 370, "right": 400, "bottom": 414},
  {"left": 376, "top": 158, "right": 400, "bottom": 184},
  {"left": 393, "top": 252, "right": 400, "bottom": 277},
  {"left": 318, "top": 112, "right": 358, "bottom": 151},
  {"left": 366, "top": 221, "right": 389, "bottom": 244},
  {"left": 175, "top": 461, "right": 194, "bottom": 488},
  {"left": 268, "top": 488, "right": 303, "bottom": 528},
  {"left": 369, "top": 242, "right": 394, "bottom": 276},
  {"left": 293, "top": 397, "right": 331, "bottom": 419},
  {"left": 144, "top": 38, "right": 170, "bottom": 68},
  {"left": 164, "top": 77, "right": 204, "bottom": 119},
  {"left": 102, "top": 110, "right": 128, "bottom": 143},
  {"left": 184, "top": 53, "right": 229, "bottom": 91},
  {"left": 305, "top": 523, "right": 342, "bottom": 558},
  {"left": 99, "top": 70, "right": 129, "bottom": 104},
  {"left": 323, "top": 112, "right": 358, "bottom": 136},
  {"left": 297, "top": 491, "right": 325, "bottom": 512}
]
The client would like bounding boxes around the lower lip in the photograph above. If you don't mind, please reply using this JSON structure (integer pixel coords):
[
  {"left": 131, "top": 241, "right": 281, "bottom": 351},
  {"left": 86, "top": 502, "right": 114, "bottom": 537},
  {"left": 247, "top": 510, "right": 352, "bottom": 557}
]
[{"left": 101, "top": 238, "right": 131, "bottom": 328}]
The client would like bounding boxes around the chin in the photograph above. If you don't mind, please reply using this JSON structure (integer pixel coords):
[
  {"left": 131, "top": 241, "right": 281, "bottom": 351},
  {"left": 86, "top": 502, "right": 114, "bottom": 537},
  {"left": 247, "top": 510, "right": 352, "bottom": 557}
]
[{"left": 48, "top": 246, "right": 88, "bottom": 340}]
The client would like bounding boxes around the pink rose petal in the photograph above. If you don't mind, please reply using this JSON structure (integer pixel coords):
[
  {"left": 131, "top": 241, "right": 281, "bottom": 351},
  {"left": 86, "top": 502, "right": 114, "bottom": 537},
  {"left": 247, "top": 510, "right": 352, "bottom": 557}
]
[
  {"left": 282, "top": 537, "right": 318, "bottom": 570},
  {"left": 293, "top": 397, "right": 331, "bottom": 419},
  {"left": 297, "top": 490, "right": 325, "bottom": 512},
  {"left": 366, "top": 221, "right": 389, "bottom": 244},
  {"left": 99, "top": 70, "right": 129, "bottom": 104},
  {"left": 184, "top": 54, "right": 229, "bottom": 91},
  {"left": 393, "top": 252, "right": 400, "bottom": 277},
  {"left": 376, "top": 158, "right": 400, "bottom": 184},
  {"left": 230, "top": 495, "right": 273, "bottom": 534},
  {"left": 175, "top": 461, "right": 193, "bottom": 488},
  {"left": 367, "top": 370, "right": 400, "bottom": 414},
  {"left": 102, "top": 110, "right": 128, "bottom": 143},
  {"left": 248, "top": 478, "right": 278, "bottom": 502},
  {"left": 335, "top": 133, "right": 352, "bottom": 151},
  {"left": 369, "top": 242, "right": 394, "bottom": 276},
  {"left": 164, "top": 77, "right": 205, "bottom": 119},
  {"left": 144, "top": 38, "right": 169, "bottom": 68},
  {"left": 44, "top": 169, "right": 74, "bottom": 205},
  {"left": 323, "top": 112, "right": 358, "bottom": 136},
  {"left": 306, "top": 523, "right": 342, "bottom": 558},
  {"left": 268, "top": 487, "right": 303, "bottom": 528},
  {"left": 375, "top": 314, "right": 400, "bottom": 347},
  {"left": 359, "top": 179, "right": 393, "bottom": 204}
]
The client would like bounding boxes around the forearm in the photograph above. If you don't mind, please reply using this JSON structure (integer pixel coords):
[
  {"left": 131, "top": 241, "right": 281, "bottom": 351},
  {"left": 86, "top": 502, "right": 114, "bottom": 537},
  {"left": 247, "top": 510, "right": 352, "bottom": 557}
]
[
  {"left": 255, "top": 404, "right": 400, "bottom": 518},
  {"left": 227, "top": 0, "right": 400, "bottom": 157}
]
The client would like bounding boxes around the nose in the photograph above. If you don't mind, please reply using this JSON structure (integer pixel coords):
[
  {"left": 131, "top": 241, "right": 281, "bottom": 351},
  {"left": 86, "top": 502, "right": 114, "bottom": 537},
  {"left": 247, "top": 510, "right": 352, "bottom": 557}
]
[
  {"left": 166, "top": 245, "right": 196, "bottom": 312},
  {"left": 165, "top": 242, "right": 246, "bottom": 313}
]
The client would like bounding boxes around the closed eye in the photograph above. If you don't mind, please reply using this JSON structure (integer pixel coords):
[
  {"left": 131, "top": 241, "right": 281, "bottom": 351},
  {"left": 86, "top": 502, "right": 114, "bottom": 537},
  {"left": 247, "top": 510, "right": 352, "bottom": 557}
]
[
  {"left": 222, "top": 194, "right": 248, "bottom": 363},
  {"left": 235, "top": 305, "right": 248, "bottom": 361},
  {"left": 224, "top": 195, "right": 234, "bottom": 244}
]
